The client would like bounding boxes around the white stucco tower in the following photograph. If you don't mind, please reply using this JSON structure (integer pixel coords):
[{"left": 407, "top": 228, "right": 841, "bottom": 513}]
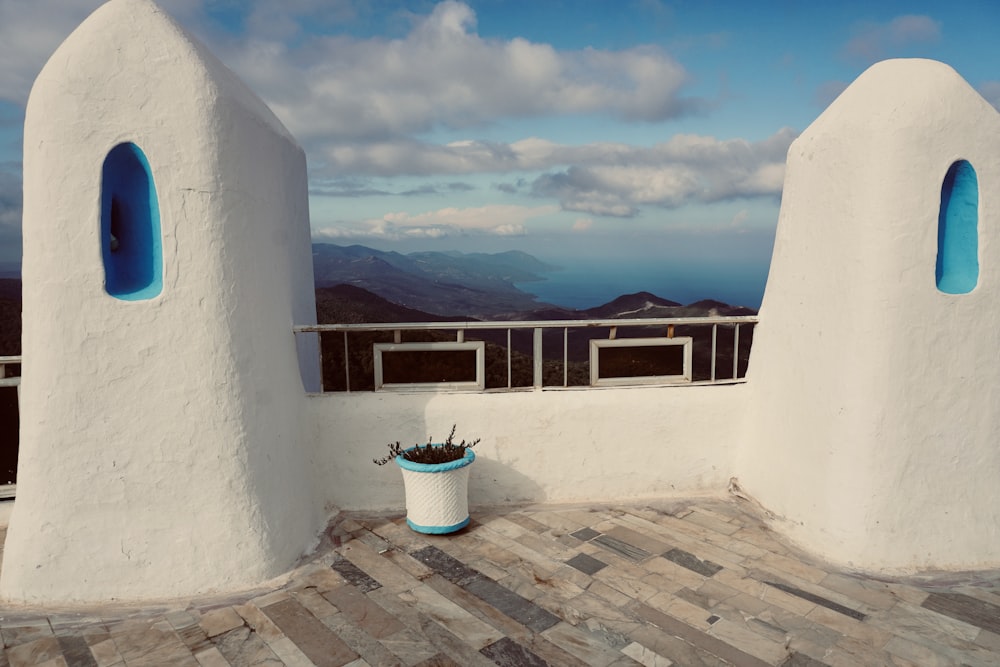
[
  {"left": 741, "top": 59, "right": 1000, "bottom": 572},
  {"left": 3, "top": 0, "right": 322, "bottom": 602}
]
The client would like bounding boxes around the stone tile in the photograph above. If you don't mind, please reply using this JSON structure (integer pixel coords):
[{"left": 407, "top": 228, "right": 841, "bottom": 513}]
[
  {"left": 626, "top": 624, "right": 730, "bottom": 666},
  {"left": 383, "top": 548, "right": 437, "bottom": 582},
  {"left": 2, "top": 624, "right": 54, "bottom": 649},
  {"left": 322, "top": 584, "right": 405, "bottom": 639},
  {"left": 199, "top": 607, "right": 245, "bottom": 638},
  {"left": 570, "top": 527, "right": 601, "bottom": 542},
  {"left": 628, "top": 601, "right": 771, "bottom": 667},
  {"left": 620, "top": 641, "right": 674, "bottom": 667},
  {"left": 644, "top": 591, "right": 715, "bottom": 630},
  {"left": 412, "top": 654, "right": 463, "bottom": 667},
  {"left": 409, "top": 546, "right": 482, "bottom": 587},
  {"left": 593, "top": 535, "right": 651, "bottom": 562},
  {"left": 55, "top": 635, "right": 97, "bottom": 667},
  {"left": 868, "top": 599, "right": 981, "bottom": 649},
  {"left": 602, "top": 525, "right": 672, "bottom": 556},
  {"left": 290, "top": 587, "right": 340, "bottom": 621},
  {"left": 593, "top": 565, "right": 663, "bottom": 602},
  {"left": 300, "top": 562, "right": 351, "bottom": 593},
  {"left": 174, "top": 621, "right": 215, "bottom": 654},
  {"left": 86, "top": 638, "right": 123, "bottom": 667},
  {"left": 261, "top": 636, "right": 315, "bottom": 667},
  {"left": 531, "top": 510, "right": 588, "bottom": 535},
  {"left": 479, "top": 637, "right": 550, "bottom": 667},
  {"left": 423, "top": 574, "right": 533, "bottom": 641},
  {"left": 884, "top": 636, "right": 957, "bottom": 667},
  {"left": 191, "top": 646, "right": 230, "bottom": 667},
  {"left": 780, "top": 651, "right": 830, "bottom": 666},
  {"left": 331, "top": 553, "right": 384, "bottom": 593},
  {"left": 922, "top": 591, "right": 1000, "bottom": 635},
  {"left": 400, "top": 585, "right": 503, "bottom": 649},
  {"left": 377, "top": 627, "right": 441, "bottom": 667},
  {"left": 230, "top": 603, "right": 281, "bottom": 643},
  {"left": 817, "top": 572, "right": 898, "bottom": 611},
  {"left": 640, "top": 561, "right": 705, "bottom": 593},
  {"left": 109, "top": 622, "right": 189, "bottom": 665},
  {"left": 662, "top": 548, "right": 723, "bottom": 577},
  {"left": 706, "top": 618, "right": 789, "bottom": 665},
  {"left": 762, "top": 580, "right": 866, "bottom": 620},
  {"left": 408, "top": 617, "right": 498, "bottom": 667},
  {"left": 713, "top": 570, "right": 818, "bottom": 615},
  {"left": 756, "top": 551, "right": 832, "bottom": 585},
  {"left": 504, "top": 513, "right": 550, "bottom": 534},
  {"left": 6, "top": 636, "right": 62, "bottom": 667},
  {"left": 680, "top": 510, "right": 742, "bottom": 537},
  {"left": 805, "top": 605, "right": 891, "bottom": 648},
  {"left": 462, "top": 575, "right": 561, "bottom": 632},
  {"left": 32, "top": 658, "right": 67, "bottom": 667},
  {"left": 261, "top": 597, "right": 359, "bottom": 666},
  {"left": 251, "top": 590, "right": 291, "bottom": 609},
  {"left": 320, "top": 612, "right": 402, "bottom": 667},
  {"left": 540, "top": 621, "right": 626, "bottom": 667},
  {"left": 586, "top": 580, "right": 633, "bottom": 607},
  {"left": 212, "top": 626, "right": 283, "bottom": 667}
]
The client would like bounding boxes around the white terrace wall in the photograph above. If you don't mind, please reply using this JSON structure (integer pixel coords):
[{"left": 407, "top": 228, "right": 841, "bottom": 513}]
[
  {"left": 740, "top": 59, "right": 1000, "bottom": 573},
  {"left": 3, "top": 0, "right": 322, "bottom": 603},
  {"left": 308, "top": 385, "right": 748, "bottom": 513}
]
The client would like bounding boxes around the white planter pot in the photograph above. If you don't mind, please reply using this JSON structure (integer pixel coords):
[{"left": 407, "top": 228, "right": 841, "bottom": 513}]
[{"left": 396, "top": 448, "right": 475, "bottom": 534}]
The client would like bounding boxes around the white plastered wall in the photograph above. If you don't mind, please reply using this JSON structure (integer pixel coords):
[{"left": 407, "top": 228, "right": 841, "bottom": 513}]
[
  {"left": 309, "top": 385, "right": 748, "bottom": 512},
  {"left": 740, "top": 59, "right": 1000, "bottom": 572},
  {"left": 2, "top": 0, "right": 321, "bottom": 603}
]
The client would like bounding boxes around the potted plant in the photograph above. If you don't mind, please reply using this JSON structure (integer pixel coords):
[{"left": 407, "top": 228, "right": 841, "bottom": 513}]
[{"left": 374, "top": 425, "right": 480, "bottom": 534}]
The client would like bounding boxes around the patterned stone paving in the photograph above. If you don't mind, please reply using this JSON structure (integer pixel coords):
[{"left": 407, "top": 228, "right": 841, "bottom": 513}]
[{"left": 1, "top": 499, "right": 1000, "bottom": 666}]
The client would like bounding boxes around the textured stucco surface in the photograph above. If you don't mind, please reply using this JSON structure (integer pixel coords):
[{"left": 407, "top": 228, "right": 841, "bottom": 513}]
[
  {"left": 740, "top": 59, "right": 1000, "bottom": 573},
  {"left": 310, "top": 385, "right": 747, "bottom": 513},
  {"left": 3, "top": 0, "right": 322, "bottom": 603}
]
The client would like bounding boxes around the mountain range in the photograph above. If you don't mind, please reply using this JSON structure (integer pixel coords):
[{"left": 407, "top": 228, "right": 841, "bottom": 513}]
[
  {"left": 0, "top": 245, "right": 756, "bottom": 356},
  {"left": 313, "top": 243, "right": 756, "bottom": 320}
]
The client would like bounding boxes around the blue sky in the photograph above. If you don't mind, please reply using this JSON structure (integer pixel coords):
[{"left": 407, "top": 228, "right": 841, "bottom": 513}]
[{"left": 1, "top": 0, "right": 999, "bottom": 303}]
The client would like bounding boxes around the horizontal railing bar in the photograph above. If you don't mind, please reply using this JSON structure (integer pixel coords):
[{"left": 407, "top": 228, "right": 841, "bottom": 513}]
[
  {"left": 294, "top": 315, "right": 757, "bottom": 333},
  {"left": 0, "top": 356, "right": 22, "bottom": 363}
]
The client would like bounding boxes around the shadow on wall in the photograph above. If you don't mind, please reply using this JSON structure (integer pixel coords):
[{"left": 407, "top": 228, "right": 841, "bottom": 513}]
[{"left": 469, "top": 456, "right": 547, "bottom": 508}]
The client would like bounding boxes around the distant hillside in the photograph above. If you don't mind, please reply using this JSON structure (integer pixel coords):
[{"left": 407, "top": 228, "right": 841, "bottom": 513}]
[
  {"left": 315, "top": 284, "right": 461, "bottom": 324},
  {"left": 315, "top": 284, "right": 756, "bottom": 389},
  {"left": 312, "top": 244, "right": 558, "bottom": 318}
]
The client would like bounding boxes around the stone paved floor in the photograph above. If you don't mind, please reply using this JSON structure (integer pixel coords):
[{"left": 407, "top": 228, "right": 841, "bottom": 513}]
[{"left": 1, "top": 498, "right": 999, "bottom": 666}]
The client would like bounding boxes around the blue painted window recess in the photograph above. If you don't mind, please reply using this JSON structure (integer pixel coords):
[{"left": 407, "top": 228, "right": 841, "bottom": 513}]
[
  {"left": 936, "top": 159, "right": 979, "bottom": 295},
  {"left": 100, "top": 142, "right": 163, "bottom": 300}
]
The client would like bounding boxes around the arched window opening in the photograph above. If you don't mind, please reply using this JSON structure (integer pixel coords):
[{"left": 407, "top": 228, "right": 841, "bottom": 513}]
[
  {"left": 100, "top": 142, "right": 162, "bottom": 300},
  {"left": 936, "top": 159, "right": 979, "bottom": 295}
]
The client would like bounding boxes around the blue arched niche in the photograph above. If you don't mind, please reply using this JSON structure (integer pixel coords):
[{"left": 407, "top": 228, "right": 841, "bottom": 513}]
[
  {"left": 936, "top": 159, "right": 979, "bottom": 295},
  {"left": 100, "top": 142, "right": 163, "bottom": 300}
]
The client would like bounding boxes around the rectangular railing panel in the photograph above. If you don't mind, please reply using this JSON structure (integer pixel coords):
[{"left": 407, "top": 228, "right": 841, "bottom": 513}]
[{"left": 295, "top": 316, "right": 757, "bottom": 394}]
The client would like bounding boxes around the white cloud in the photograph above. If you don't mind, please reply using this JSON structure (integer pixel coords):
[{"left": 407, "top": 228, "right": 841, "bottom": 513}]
[
  {"left": 843, "top": 14, "right": 941, "bottom": 62},
  {"left": 530, "top": 128, "right": 795, "bottom": 217},
  {"left": 572, "top": 218, "right": 594, "bottom": 232},
  {"left": 0, "top": 0, "right": 210, "bottom": 104},
  {"left": 215, "top": 1, "right": 705, "bottom": 146},
  {"left": 316, "top": 203, "right": 557, "bottom": 240}
]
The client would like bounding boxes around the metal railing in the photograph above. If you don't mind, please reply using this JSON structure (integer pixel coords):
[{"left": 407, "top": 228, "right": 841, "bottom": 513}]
[
  {"left": 294, "top": 315, "right": 758, "bottom": 393},
  {"left": 0, "top": 355, "right": 20, "bottom": 499}
]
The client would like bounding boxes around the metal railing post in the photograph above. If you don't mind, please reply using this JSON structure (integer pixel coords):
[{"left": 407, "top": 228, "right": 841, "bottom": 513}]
[{"left": 533, "top": 327, "right": 543, "bottom": 388}]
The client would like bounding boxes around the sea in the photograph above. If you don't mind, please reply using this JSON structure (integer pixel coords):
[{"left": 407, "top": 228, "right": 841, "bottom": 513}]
[{"left": 516, "top": 259, "right": 768, "bottom": 311}]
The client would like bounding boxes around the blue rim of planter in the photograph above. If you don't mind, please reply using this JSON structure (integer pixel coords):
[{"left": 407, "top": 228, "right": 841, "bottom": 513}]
[
  {"left": 396, "top": 446, "right": 475, "bottom": 473},
  {"left": 406, "top": 516, "right": 471, "bottom": 534}
]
